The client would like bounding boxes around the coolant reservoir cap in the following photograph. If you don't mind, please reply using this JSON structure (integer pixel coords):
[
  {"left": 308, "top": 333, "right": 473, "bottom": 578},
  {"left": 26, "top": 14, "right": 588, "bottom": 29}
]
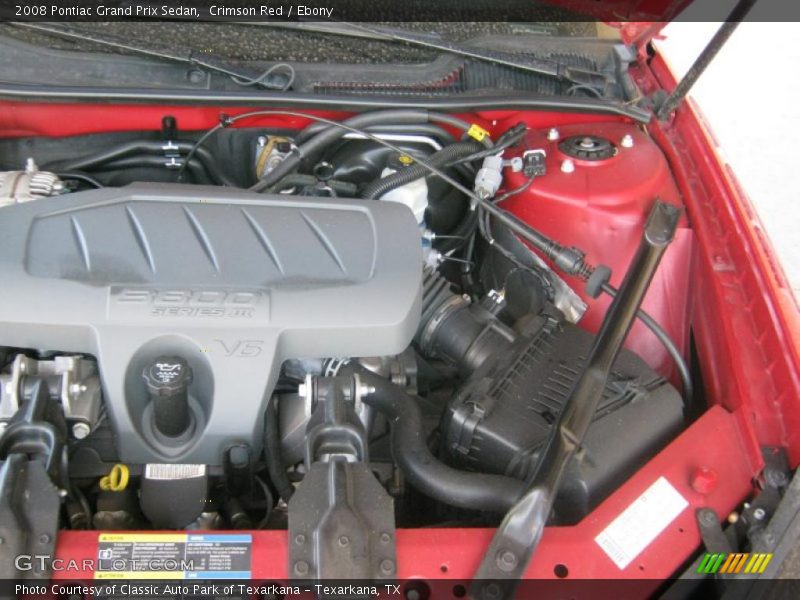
[
  {"left": 387, "top": 153, "right": 415, "bottom": 170},
  {"left": 143, "top": 356, "right": 193, "bottom": 396}
]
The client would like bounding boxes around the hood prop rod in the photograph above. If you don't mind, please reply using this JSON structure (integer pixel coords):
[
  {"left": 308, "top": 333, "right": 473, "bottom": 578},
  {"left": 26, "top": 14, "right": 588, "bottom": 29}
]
[
  {"left": 656, "top": 0, "right": 757, "bottom": 120},
  {"left": 470, "top": 200, "right": 681, "bottom": 597}
]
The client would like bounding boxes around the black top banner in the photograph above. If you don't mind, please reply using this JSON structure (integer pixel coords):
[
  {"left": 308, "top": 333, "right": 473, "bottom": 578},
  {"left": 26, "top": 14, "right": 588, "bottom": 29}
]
[{"left": 1, "top": 0, "right": 799, "bottom": 23}]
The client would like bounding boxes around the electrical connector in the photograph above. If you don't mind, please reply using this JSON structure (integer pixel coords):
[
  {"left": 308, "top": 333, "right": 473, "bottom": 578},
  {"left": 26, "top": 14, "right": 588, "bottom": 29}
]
[
  {"left": 474, "top": 155, "right": 504, "bottom": 200},
  {"left": 522, "top": 149, "right": 547, "bottom": 177}
]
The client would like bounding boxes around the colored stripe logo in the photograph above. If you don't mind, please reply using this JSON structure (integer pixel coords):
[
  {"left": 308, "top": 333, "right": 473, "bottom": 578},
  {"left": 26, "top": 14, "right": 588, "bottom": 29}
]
[{"left": 697, "top": 552, "right": 773, "bottom": 574}]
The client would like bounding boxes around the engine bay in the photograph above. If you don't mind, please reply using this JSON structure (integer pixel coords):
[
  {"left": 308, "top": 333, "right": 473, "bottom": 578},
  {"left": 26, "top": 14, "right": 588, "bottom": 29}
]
[{"left": 0, "top": 106, "right": 702, "bottom": 579}]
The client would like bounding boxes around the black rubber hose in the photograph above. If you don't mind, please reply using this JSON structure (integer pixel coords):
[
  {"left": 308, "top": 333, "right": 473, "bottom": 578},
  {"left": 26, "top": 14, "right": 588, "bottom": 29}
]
[
  {"left": 251, "top": 110, "right": 483, "bottom": 191},
  {"left": 347, "top": 365, "right": 524, "bottom": 513},
  {"left": 52, "top": 140, "right": 154, "bottom": 171},
  {"left": 92, "top": 156, "right": 218, "bottom": 185},
  {"left": 435, "top": 195, "right": 480, "bottom": 254},
  {"left": 56, "top": 141, "right": 212, "bottom": 169},
  {"left": 601, "top": 282, "right": 694, "bottom": 401},
  {"left": 266, "top": 173, "right": 358, "bottom": 196},
  {"left": 264, "top": 399, "right": 294, "bottom": 503},
  {"left": 448, "top": 123, "right": 528, "bottom": 166},
  {"left": 361, "top": 140, "right": 483, "bottom": 200},
  {"left": 52, "top": 141, "right": 234, "bottom": 186},
  {"left": 55, "top": 172, "right": 103, "bottom": 188}
]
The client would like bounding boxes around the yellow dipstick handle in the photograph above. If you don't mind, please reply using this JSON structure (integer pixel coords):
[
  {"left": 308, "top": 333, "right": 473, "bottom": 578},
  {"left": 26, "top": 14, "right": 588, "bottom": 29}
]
[{"left": 99, "top": 464, "right": 129, "bottom": 492}]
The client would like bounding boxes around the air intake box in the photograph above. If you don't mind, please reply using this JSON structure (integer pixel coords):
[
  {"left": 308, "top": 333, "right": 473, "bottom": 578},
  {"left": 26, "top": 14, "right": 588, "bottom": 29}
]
[{"left": 441, "top": 314, "right": 684, "bottom": 523}]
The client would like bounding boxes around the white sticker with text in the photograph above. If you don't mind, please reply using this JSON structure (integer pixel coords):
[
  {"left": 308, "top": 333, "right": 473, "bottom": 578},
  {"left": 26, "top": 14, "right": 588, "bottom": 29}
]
[{"left": 595, "top": 476, "right": 689, "bottom": 569}]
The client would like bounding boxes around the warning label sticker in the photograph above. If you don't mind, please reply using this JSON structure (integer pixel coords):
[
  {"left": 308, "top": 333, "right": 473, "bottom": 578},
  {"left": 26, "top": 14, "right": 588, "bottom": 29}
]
[
  {"left": 595, "top": 476, "right": 688, "bottom": 570},
  {"left": 95, "top": 533, "right": 251, "bottom": 579}
]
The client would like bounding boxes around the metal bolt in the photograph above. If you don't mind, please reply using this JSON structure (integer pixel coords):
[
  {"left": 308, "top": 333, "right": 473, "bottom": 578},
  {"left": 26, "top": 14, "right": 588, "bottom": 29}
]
[
  {"left": 620, "top": 134, "right": 634, "bottom": 148},
  {"left": 766, "top": 469, "right": 789, "bottom": 488},
  {"left": 72, "top": 422, "right": 91, "bottom": 440},
  {"left": 380, "top": 559, "right": 395, "bottom": 574},
  {"left": 294, "top": 560, "right": 309, "bottom": 576},
  {"left": 338, "top": 535, "right": 350, "bottom": 547},
  {"left": 380, "top": 532, "right": 391, "bottom": 544},
  {"left": 698, "top": 509, "right": 718, "bottom": 527},
  {"left": 257, "top": 136, "right": 268, "bottom": 147},
  {"left": 39, "top": 534, "right": 50, "bottom": 544},
  {"left": 560, "top": 158, "right": 575, "bottom": 174},
  {"left": 294, "top": 534, "right": 306, "bottom": 545},
  {"left": 547, "top": 128, "right": 560, "bottom": 141},
  {"left": 497, "top": 549, "right": 518, "bottom": 572},
  {"left": 188, "top": 69, "right": 206, "bottom": 84},
  {"left": 488, "top": 289, "right": 506, "bottom": 304},
  {"left": 753, "top": 508, "right": 767, "bottom": 521}
]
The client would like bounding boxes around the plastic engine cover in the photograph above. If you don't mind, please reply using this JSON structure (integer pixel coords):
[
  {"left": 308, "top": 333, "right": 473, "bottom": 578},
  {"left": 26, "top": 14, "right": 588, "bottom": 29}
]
[{"left": 0, "top": 183, "right": 422, "bottom": 464}]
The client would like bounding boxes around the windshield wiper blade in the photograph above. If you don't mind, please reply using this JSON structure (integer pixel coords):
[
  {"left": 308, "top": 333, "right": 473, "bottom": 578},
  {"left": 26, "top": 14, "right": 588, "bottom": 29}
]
[
  {"left": 10, "top": 22, "right": 292, "bottom": 90},
  {"left": 243, "top": 20, "right": 609, "bottom": 89}
]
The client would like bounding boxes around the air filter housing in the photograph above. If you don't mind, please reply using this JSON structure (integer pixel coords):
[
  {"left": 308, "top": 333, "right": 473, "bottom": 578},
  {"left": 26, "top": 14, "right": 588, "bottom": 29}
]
[{"left": 441, "top": 314, "right": 684, "bottom": 523}]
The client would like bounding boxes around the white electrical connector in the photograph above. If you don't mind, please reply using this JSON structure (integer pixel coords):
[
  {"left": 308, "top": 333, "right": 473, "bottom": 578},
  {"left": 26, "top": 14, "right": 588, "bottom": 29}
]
[
  {"left": 474, "top": 154, "right": 504, "bottom": 200},
  {"left": 424, "top": 248, "right": 443, "bottom": 270}
]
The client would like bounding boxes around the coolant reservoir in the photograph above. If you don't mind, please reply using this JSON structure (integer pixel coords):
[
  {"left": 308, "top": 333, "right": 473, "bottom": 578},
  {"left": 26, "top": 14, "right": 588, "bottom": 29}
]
[{"left": 378, "top": 154, "right": 429, "bottom": 225}]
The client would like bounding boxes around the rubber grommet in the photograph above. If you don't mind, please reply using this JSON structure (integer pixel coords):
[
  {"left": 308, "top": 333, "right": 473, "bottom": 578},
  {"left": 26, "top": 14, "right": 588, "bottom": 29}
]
[{"left": 586, "top": 264, "right": 612, "bottom": 298}]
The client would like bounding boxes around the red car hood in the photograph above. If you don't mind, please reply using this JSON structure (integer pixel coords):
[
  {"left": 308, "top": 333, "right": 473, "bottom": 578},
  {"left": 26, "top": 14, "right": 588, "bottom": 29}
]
[
  {"left": 544, "top": 0, "right": 690, "bottom": 21},
  {"left": 544, "top": 0, "right": 693, "bottom": 48}
]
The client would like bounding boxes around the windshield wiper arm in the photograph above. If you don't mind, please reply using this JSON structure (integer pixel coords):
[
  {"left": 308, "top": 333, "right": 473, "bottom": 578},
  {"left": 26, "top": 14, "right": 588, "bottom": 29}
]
[
  {"left": 10, "top": 22, "right": 293, "bottom": 90},
  {"left": 242, "top": 20, "right": 609, "bottom": 89}
]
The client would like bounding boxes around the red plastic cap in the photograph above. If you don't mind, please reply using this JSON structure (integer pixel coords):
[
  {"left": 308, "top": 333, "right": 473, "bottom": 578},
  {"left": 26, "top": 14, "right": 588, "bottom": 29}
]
[{"left": 691, "top": 466, "right": 719, "bottom": 495}]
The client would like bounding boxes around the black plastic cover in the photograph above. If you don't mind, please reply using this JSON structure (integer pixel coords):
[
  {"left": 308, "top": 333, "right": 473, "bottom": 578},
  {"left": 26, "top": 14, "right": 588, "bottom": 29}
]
[{"left": 442, "top": 315, "right": 684, "bottom": 523}]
